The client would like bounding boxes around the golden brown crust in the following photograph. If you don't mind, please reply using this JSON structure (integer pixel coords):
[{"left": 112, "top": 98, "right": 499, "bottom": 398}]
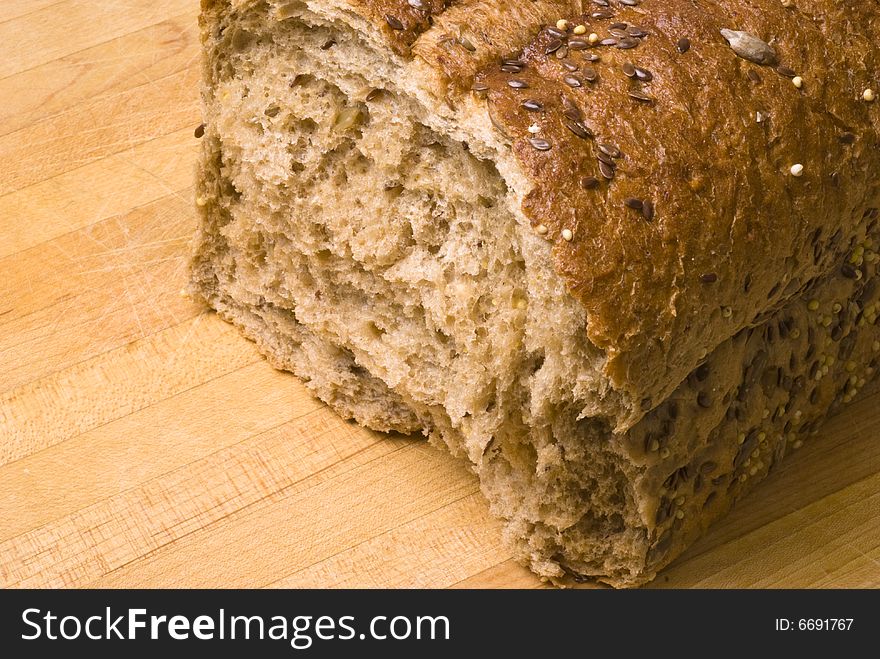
[
  {"left": 194, "top": 0, "right": 880, "bottom": 586},
  {"left": 471, "top": 1, "right": 880, "bottom": 422},
  {"left": 201, "top": 0, "right": 880, "bottom": 424},
  {"left": 410, "top": 0, "right": 581, "bottom": 94},
  {"left": 343, "top": 0, "right": 455, "bottom": 56}
]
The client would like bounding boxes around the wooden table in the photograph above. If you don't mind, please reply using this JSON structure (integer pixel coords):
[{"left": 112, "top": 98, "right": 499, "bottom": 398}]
[{"left": 2, "top": 0, "right": 878, "bottom": 589}]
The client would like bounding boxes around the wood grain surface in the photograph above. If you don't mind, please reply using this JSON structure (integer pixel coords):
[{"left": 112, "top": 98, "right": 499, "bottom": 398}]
[{"left": 1, "top": 0, "right": 878, "bottom": 589}]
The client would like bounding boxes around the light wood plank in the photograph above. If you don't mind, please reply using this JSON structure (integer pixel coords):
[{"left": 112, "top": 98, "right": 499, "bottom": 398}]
[
  {"left": 1, "top": 426, "right": 409, "bottom": 588},
  {"left": 268, "top": 493, "right": 506, "bottom": 588},
  {"left": 0, "top": 0, "right": 188, "bottom": 79},
  {"left": 0, "top": 314, "right": 260, "bottom": 470},
  {"left": 0, "top": 194, "right": 196, "bottom": 392},
  {"left": 0, "top": 65, "right": 199, "bottom": 196},
  {"left": 450, "top": 560, "right": 553, "bottom": 589},
  {"left": 87, "top": 443, "right": 478, "bottom": 589},
  {"left": 0, "top": 12, "right": 198, "bottom": 137},
  {"left": 0, "top": 357, "right": 328, "bottom": 546},
  {"left": 0, "top": 0, "right": 65, "bottom": 25},
  {"left": 0, "top": 129, "right": 197, "bottom": 258},
  {"left": 653, "top": 474, "right": 880, "bottom": 588}
]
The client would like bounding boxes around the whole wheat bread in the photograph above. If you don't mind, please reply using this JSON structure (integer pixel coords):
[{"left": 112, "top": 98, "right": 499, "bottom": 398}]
[{"left": 190, "top": 0, "right": 880, "bottom": 586}]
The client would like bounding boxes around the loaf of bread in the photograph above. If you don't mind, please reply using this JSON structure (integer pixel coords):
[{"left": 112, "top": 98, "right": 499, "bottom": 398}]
[{"left": 190, "top": 0, "right": 880, "bottom": 586}]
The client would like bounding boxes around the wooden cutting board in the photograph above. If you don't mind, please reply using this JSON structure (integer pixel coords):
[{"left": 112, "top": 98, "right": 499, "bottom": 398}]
[{"left": 1, "top": 0, "right": 878, "bottom": 589}]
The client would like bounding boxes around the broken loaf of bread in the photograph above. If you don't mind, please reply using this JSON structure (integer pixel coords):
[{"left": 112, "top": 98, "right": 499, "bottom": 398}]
[{"left": 190, "top": 0, "right": 880, "bottom": 586}]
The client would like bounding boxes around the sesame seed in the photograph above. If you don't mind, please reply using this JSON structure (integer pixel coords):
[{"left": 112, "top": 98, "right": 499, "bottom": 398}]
[
  {"left": 563, "top": 116, "right": 593, "bottom": 139},
  {"left": 562, "top": 102, "right": 584, "bottom": 122},
  {"left": 792, "top": 76, "right": 804, "bottom": 88},
  {"left": 627, "top": 26, "right": 648, "bottom": 38},
  {"left": 628, "top": 90, "right": 654, "bottom": 103},
  {"left": 545, "top": 38, "right": 564, "bottom": 55},
  {"left": 561, "top": 228, "right": 574, "bottom": 241},
  {"left": 588, "top": 33, "right": 600, "bottom": 44},
  {"left": 790, "top": 163, "right": 804, "bottom": 177},
  {"left": 528, "top": 137, "right": 551, "bottom": 150},
  {"left": 659, "top": 447, "right": 671, "bottom": 459},
  {"left": 556, "top": 19, "right": 569, "bottom": 31},
  {"left": 528, "top": 123, "right": 541, "bottom": 134},
  {"left": 597, "top": 142, "right": 621, "bottom": 158},
  {"left": 536, "top": 224, "right": 548, "bottom": 235},
  {"left": 722, "top": 29, "right": 778, "bottom": 66},
  {"left": 597, "top": 151, "right": 616, "bottom": 166},
  {"left": 573, "top": 25, "right": 587, "bottom": 35},
  {"left": 807, "top": 299, "right": 820, "bottom": 311},
  {"left": 864, "top": 88, "right": 876, "bottom": 102},
  {"left": 722, "top": 306, "right": 732, "bottom": 317},
  {"left": 384, "top": 14, "right": 404, "bottom": 31}
]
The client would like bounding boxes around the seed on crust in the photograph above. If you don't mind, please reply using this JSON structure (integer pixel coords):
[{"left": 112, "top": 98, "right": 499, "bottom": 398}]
[
  {"left": 528, "top": 137, "right": 552, "bottom": 151},
  {"left": 384, "top": 14, "right": 404, "bottom": 31}
]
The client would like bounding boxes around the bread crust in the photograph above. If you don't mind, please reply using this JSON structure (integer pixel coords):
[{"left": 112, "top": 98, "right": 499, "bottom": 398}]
[
  {"left": 200, "top": 0, "right": 879, "bottom": 429},
  {"left": 191, "top": 0, "right": 880, "bottom": 585}
]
